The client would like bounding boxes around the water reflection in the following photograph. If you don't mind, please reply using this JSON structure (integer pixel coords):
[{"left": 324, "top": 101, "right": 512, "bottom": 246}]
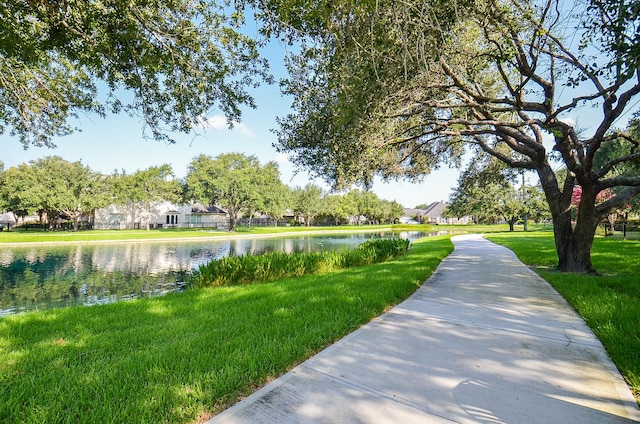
[{"left": 0, "top": 231, "right": 431, "bottom": 316}]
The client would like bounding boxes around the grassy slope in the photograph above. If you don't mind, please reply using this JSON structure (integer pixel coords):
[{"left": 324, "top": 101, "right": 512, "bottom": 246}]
[
  {"left": 0, "top": 223, "right": 530, "bottom": 244},
  {"left": 0, "top": 225, "right": 413, "bottom": 244},
  {"left": 486, "top": 232, "right": 640, "bottom": 401},
  {"left": 0, "top": 236, "right": 454, "bottom": 423}
]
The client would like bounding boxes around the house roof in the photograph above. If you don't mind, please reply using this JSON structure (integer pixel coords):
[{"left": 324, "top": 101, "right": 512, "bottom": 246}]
[
  {"left": 191, "top": 204, "right": 227, "bottom": 214},
  {"left": 403, "top": 202, "right": 448, "bottom": 219},
  {"left": 424, "top": 201, "right": 447, "bottom": 218},
  {"left": 403, "top": 208, "right": 427, "bottom": 217}
]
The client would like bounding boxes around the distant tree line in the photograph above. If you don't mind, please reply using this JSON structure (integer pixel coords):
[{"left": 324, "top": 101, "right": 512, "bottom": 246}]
[
  {"left": 0, "top": 153, "right": 404, "bottom": 231},
  {"left": 444, "top": 151, "right": 551, "bottom": 231}
]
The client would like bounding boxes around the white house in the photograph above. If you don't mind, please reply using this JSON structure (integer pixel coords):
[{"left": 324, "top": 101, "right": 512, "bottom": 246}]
[
  {"left": 402, "top": 201, "right": 471, "bottom": 225},
  {"left": 94, "top": 202, "right": 229, "bottom": 230}
]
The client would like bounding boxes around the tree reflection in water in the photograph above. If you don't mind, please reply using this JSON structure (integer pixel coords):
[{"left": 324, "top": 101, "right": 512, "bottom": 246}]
[{"left": 0, "top": 231, "right": 429, "bottom": 315}]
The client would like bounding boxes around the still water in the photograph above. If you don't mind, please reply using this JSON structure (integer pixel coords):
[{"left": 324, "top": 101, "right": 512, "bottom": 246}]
[{"left": 0, "top": 231, "right": 429, "bottom": 316}]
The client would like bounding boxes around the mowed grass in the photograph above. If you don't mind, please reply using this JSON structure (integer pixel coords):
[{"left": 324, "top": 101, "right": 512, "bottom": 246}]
[
  {"left": 0, "top": 228, "right": 230, "bottom": 243},
  {"left": 486, "top": 232, "right": 640, "bottom": 401},
  {"left": 0, "top": 223, "right": 545, "bottom": 245},
  {"left": 0, "top": 224, "right": 421, "bottom": 244},
  {"left": 0, "top": 236, "right": 453, "bottom": 423}
]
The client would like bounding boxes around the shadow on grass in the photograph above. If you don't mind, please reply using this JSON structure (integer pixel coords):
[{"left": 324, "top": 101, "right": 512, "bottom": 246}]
[{"left": 0, "top": 237, "right": 454, "bottom": 423}]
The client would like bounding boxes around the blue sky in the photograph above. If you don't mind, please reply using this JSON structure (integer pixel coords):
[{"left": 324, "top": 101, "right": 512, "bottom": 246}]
[
  {"left": 4, "top": 5, "right": 640, "bottom": 209},
  {"left": 3, "top": 37, "right": 459, "bottom": 208}
]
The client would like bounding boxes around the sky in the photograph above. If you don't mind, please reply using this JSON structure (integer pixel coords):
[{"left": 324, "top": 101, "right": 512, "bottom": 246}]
[
  {"left": 6, "top": 7, "right": 635, "bottom": 209},
  {"left": 2, "top": 39, "right": 460, "bottom": 209}
]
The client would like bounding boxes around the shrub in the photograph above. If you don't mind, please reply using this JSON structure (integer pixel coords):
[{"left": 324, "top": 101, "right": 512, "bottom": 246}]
[{"left": 189, "top": 238, "right": 411, "bottom": 288}]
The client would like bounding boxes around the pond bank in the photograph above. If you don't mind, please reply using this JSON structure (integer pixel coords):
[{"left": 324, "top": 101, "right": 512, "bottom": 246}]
[
  {"left": 0, "top": 226, "right": 415, "bottom": 246},
  {"left": 1, "top": 229, "right": 432, "bottom": 315}
]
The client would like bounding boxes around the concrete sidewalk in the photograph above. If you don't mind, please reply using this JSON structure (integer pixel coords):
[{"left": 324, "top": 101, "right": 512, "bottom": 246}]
[{"left": 207, "top": 234, "right": 640, "bottom": 423}]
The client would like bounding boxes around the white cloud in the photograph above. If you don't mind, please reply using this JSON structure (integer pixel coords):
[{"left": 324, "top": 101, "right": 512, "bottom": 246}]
[{"left": 198, "top": 114, "right": 255, "bottom": 137}]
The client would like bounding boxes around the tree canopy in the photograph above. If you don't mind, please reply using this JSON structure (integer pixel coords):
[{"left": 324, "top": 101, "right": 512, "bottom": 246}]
[
  {"left": 1, "top": 0, "right": 269, "bottom": 147},
  {"left": 446, "top": 153, "right": 549, "bottom": 230},
  {"left": 1, "top": 154, "right": 408, "bottom": 230},
  {"left": 0, "top": 156, "right": 109, "bottom": 230},
  {"left": 259, "top": 0, "right": 640, "bottom": 272},
  {"left": 185, "top": 153, "right": 282, "bottom": 231},
  {"left": 291, "top": 183, "right": 325, "bottom": 227},
  {"left": 110, "top": 165, "right": 182, "bottom": 230}
]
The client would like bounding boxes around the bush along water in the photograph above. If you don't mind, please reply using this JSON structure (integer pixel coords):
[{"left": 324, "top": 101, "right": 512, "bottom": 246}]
[{"left": 189, "top": 238, "right": 411, "bottom": 288}]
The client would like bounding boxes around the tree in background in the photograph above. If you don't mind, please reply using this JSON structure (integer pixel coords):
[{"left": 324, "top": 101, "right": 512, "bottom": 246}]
[
  {"left": 0, "top": 163, "right": 35, "bottom": 225},
  {"left": 32, "top": 157, "right": 110, "bottom": 231},
  {"left": 0, "top": 157, "right": 109, "bottom": 230},
  {"left": 339, "top": 190, "right": 364, "bottom": 225},
  {"left": 356, "top": 191, "right": 381, "bottom": 225},
  {"left": 291, "top": 184, "right": 325, "bottom": 226},
  {"left": 319, "top": 194, "right": 345, "bottom": 225},
  {"left": 137, "top": 165, "right": 180, "bottom": 230},
  {"left": 1, "top": 1, "right": 269, "bottom": 148},
  {"left": 242, "top": 161, "right": 285, "bottom": 228},
  {"left": 446, "top": 151, "right": 520, "bottom": 230},
  {"left": 258, "top": 0, "right": 640, "bottom": 273},
  {"left": 0, "top": 162, "right": 7, "bottom": 218},
  {"left": 332, "top": 189, "right": 404, "bottom": 225},
  {"left": 1, "top": 162, "right": 44, "bottom": 223},
  {"left": 522, "top": 184, "right": 551, "bottom": 225},
  {"left": 110, "top": 165, "right": 182, "bottom": 230},
  {"left": 109, "top": 170, "right": 141, "bottom": 228},
  {"left": 375, "top": 199, "right": 404, "bottom": 224},
  {"left": 447, "top": 153, "right": 550, "bottom": 230},
  {"left": 261, "top": 179, "right": 291, "bottom": 227},
  {"left": 186, "top": 153, "right": 280, "bottom": 231}
]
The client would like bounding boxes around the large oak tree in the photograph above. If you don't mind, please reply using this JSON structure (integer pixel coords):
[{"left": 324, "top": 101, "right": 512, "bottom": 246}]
[
  {"left": 186, "top": 153, "right": 282, "bottom": 231},
  {"left": 257, "top": 0, "right": 640, "bottom": 273},
  {"left": 1, "top": 156, "right": 109, "bottom": 230},
  {"left": 110, "top": 164, "right": 182, "bottom": 230},
  {"left": 1, "top": 0, "right": 269, "bottom": 147}
]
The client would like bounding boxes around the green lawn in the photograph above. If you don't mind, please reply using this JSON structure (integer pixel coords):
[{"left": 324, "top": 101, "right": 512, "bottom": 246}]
[
  {"left": 0, "top": 236, "right": 454, "bottom": 423},
  {"left": 486, "top": 232, "right": 640, "bottom": 401},
  {"left": 3, "top": 225, "right": 638, "bottom": 423},
  {"left": 0, "top": 227, "right": 230, "bottom": 243},
  {"left": 0, "top": 222, "right": 549, "bottom": 245},
  {"left": 0, "top": 224, "right": 424, "bottom": 244}
]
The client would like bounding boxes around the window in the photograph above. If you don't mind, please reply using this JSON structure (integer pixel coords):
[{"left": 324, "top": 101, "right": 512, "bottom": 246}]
[
  {"left": 185, "top": 214, "right": 202, "bottom": 224},
  {"left": 165, "top": 214, "right": 179, "bottom": 225}
]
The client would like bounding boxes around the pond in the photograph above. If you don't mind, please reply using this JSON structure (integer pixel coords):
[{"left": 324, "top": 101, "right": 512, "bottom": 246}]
[{"left": 0, "top": 231, "right": 434, "bottom": 316}]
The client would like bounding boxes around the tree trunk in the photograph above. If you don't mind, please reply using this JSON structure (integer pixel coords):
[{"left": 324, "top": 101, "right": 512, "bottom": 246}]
[
  {"left": 552, "top": 210, "right": 597, "bottom": 274},
  {"left": 229, "top": 215, "right": 237, "bottom": 231},
  {"left": 145, "top": 205, "right": 151, "bottom": 230},
  {"left": 537, "top": 164, "right": 598, "bottom": 274}
]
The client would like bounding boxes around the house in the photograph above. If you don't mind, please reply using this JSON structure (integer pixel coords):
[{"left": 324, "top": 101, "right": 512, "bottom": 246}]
[
  {"left": 0, "top": 211, "right": 41, "bottom": 229},
  {"left": 0, "top": 212, "right": 16, "bottom": 229},
  {"left": 423, "top": 201, "right": 447, "bottom": 224},
  {"left": 94, "top": 202, "right": 229, "bottom": 230},
  {"left": 186, "top": 204, "right": 229, "bottom": 229},
  {"left": 402, "top": 201, "right": 471, "bottom": 225}
]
